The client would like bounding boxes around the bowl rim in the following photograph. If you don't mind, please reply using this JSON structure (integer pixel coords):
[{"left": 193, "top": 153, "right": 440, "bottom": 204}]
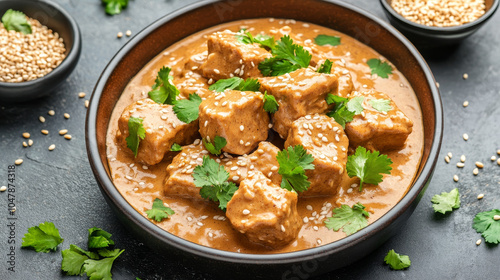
[
  {"left": 0, "top": 0, "right": 81, "bottom": 88},
  {"left": 379, "top": 0, "right": 500, "bottom": 34},
  {"left": 86, "top": 0, "right": 443, "bottom": 265}
]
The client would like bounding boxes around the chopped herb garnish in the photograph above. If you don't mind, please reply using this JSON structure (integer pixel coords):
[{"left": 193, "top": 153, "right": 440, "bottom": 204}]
[
  {"left": 259, "top": 35, "right": 312, "bottom": 76},
  {"left": 473, "top": 209, "right": 500, "bottom": 244},
  {"left": 346, "top": 146, "right": 392, "bottom": 191},
  {"left": 21, "top": 222, "right": 63, "bottom": 252},
  {"left": 325, "top": 94, "right": 354, "bottom": 128},
  {"left": 431, "top": 188, "right": 460, "bottom": 214},
  {"left": 193, "top": 156, "right": 238, "bottom": 211},
  {"left": 61, "top": 244, "right": 99, "bottom": 276},
  {"left": 145, "top": 198, "right": 175, "bottom": 222},
  {"left": 346, "top": 96, "right": 365, "bottom": 115},
  {"left": 367, "top": 58, "right": 393, "bottom": 79},
  {"left": 102, "top": 0, "right": 129, "bottom": 15},
  {"left": 83, "top": 249, "right": 125, "bottom": 280},
  {"left": 1, "top": 9, "right": 32, "bottom": 34},
  {"left": 170, "top": 143, "right": 182, "bottom": 152},
  {"left": 263, "top": 92, "right": 279, "bottom": 113},
  {"left": 88, "top": 227, "right": 115, "bottom": 249},
  {"left": 314, "top": 34, "right": 341, "bottom": 46},
  {"left": 203, "top": 135, "right": 227, "bottom": 156},
  {"left": 209, "top": 77, "right": 260, "bottom": 92},
  {"left": 125, "top": 117, "right": 146, "bottom": 157},
  {"left": 236, "top": 31, "right": 275, "bottom": 49},
  {"left": 148, "top": 66, "right": 179, "bottom": 105},
  {"left": 317, "top": 59, "right": 333, "bottom": 74},
  {"left": 276, "top": 145, "right": 315, "bottom": 193},
  {"left": 324, "top": 203, "right": 369, "bottom": 235},
  {"left": 369, "top": 99, "right": 392, "bottom": 112},
  {"left": 173, "top": 93, "right": 202, "bottom": 123},
  {"left": 384, "top": 249, "right": 411, "bottom": 270}
]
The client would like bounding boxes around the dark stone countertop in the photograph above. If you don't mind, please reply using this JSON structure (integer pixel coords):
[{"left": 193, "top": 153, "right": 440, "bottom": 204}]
[{"left": 1, "top": 0, "right": 499, "bottom": 279}]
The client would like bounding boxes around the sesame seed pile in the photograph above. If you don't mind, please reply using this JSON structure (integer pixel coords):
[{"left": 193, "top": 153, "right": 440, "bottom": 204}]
[
  {"left": 391, "top": 0, "right": 486, "bottom": 27},
  {"left": 0, "top": 18, "right": 66, "bottom": 83}
]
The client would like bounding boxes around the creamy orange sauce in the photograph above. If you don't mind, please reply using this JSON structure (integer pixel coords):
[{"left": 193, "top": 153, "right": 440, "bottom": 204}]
[{"left": 105, "top": 18, "right": 424, "bottom": 254}]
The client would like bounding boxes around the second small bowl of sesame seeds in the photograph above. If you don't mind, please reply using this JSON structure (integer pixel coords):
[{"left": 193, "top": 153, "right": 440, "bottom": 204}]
[
  {"left": 380, "top": 0, "right": 499, "bottom": 47},
  {"left": 0, "top": 0, "right": 81, "bottom": 103}
]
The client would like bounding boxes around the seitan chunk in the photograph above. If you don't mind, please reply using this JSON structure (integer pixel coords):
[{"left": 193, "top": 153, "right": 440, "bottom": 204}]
[
  {"left": 284, "top": 114, "right": 349, "bottom": 196},
  {"left": 117, "top": 98, "right": 199, "bottom": 165},
  {"left": 226, "top": 171, "right": 301, "bottom": 249},
  {"left": 201, "top": 30, "right": 271, "bottom": 81},
  {"left": 198, "top": 90, "right": 269, "bottom": 155},
  {"left": 259, "top": 68, "right": 339, "bottom": 138},
  {"left": 345, "top": 90, "right": 413, "bottom": 151}
]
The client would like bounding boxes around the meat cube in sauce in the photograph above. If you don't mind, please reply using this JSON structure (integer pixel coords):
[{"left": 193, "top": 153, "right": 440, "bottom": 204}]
[
  {"left": 117, "top": 99, "right": 199, "bottom": 165},
  {"left": 201, "top": 30, "right": 272, "bottom": 81},
  {"left": 284, "top": 114, "right": 349, "bottom": 196},
  {"left": 226, "top": 172, "right": 301, "bottom": 249},
  {"left": 198, "top": 90, "right": 269, "bottom": 155},
  {"left": 259, "top": 68, "right": 339, "bottom": 138},
  {"left": 345, "top": 90, "right": 413, "bottom": 151}
]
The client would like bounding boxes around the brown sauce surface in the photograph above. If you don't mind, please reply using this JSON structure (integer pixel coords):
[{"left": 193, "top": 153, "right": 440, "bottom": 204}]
[{"left": 105, "top": 18, "right": 424, "bottom": 254}]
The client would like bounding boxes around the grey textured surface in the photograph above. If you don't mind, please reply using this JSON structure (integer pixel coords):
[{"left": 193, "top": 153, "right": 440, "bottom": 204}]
[{"left": 0, "top": 0, "right": 499, "bottom": 279}]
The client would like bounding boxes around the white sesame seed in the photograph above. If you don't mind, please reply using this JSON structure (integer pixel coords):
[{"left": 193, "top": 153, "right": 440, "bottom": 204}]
[
  {"left": 281, "top": 225, "right": 286, "bottom": 232},
  {"left": 463, "top": 133, "right": 469, "bottom": 141},
  {"left": 347, "top": 188, "right": 353, "bottom": 193},
  {"left": 313, "top": 226, "right": 319, "bottom": 231},
  {"left": 48, "top": 144, "right": 56, "bottom": 151},
  {"left": 463, "top": 73, "right": 468, "bottom": 80},
  {"left": 126, "top": 30, "right": 132, "bottom": 37},
  {"left": 271, "top": 166, "right": 278, "bottom": 171},
  {"left": 476, "top": 239, "right": 482, "bottom": 246},
  {"left": 48, "top": 110, "right": 55, "bottom": 116},
  {"left": 445, "top": 156, "right": 450, "bottom": 163},
  {"left": 316, "top": 239, "right": 322, "bottom": 245},
  {"left": 448, "top": 152, "right": 453, "bottom": 159},
  {"left": 491, "top": 156, "right": 497, "bottom": 161},
  {"left": 14, "top": 159, "right": 23, "bottom": 165},
  {"left": 64, "top": 135, "right": 72, "bottom": 140},
  {"left": 321, "top": 136, "right": 328, "bottom": 142},
  {"left": 197, "top": 222, "right": 204, "bottom": 226},
  {"left": 453, "top": 175, "right": 459, "bottom": 182},
  {"left": 306, "top": 205, "right": 313, "bottom": 211},
  {"left": 187, "top": 216, "right": 193, "bottom": 222},
  {"left": 475, "top": 162, "right": 484, "bottom": 168},
  {"left": 64, "top": 113, "right": 70, "bottom": 119},
  {"left": 232, "top": 176, "right": 239, "bottom": 181},
  {"left": 39, "top": 116, "right": 45, "bottom": 123},
  {"left": 245, "top": 142, "right": 251, "bottom": 147},
  {"left": 78, "top": 92, "right": 86, "bottom": 98},
  {"left": 28, "top": 139, "right": 33, "bottom": 146},
  {"left": 494, "top": 215, "right": 500, "bottom": 221},
  {"left": 213, "top": 69, "right": 220, "bottom": 74},
  {"left": 117, "top": 32, "right": 123, "bottom": 38},
  {"left": 59, "top": 129, "right": 68, "bottom": 135},
  {"left": 456, "top": 162, "right": 464, "bottom": 168},
  {"left": 303, "top": 217, "right": 309, "bottom": 223},
  {"left": 242, "top": 209, "right": 250, "bottom": 215},
  {"left": 463, "top": 101, "right": 469, "bottom": 107},
  {"left": 477, "top": 194, "right": 484, "bottom": 200},
  {"left": 473, "top": 168, "right": 479, "bottom": 175},
  {"left": 460, "top": 155, "right": 466, "bottom": 162}
]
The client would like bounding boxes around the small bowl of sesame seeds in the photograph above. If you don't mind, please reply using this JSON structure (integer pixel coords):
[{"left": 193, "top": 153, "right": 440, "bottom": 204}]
[
  {"left": 0, "top": 0, "right": 81, "bottom": 103},
  {"left": 380, "top": 0, "right": 499, "bottom": 47}
]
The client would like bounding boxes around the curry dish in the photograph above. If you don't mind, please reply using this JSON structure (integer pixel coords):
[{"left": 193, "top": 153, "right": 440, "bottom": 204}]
[{"left": 106, "top": 18, "right": 424, "bottom": 253}]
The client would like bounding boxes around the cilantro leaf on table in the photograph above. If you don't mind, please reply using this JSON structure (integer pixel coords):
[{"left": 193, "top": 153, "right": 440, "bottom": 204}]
[
  {"left": 263, "top": 92, "right": 279, "bottom": 113},
  {"left": 102, "top": 0, "right": 129, "bottom": 15},
  {"left": 21, "top": 222, "right": 63, "bottom": 253},
  {"left": 83, "top": 249, "right": 124, "bottom": 280},
  {"left": 125, "top": 117, "right": 145, "bottom": 157},
  {"left": 314, "top": 34, "right": 341, "bottom": 46},
  {"left": 61, "top": 245, "right": 99, "bottom": 276},
  {"left": 173, "top": 93, "right": 202, "bottom": 123},
  {"left": 276, "top": 145, "right": 315, "bottom": 193},
  {"left": 431, "top": 188, "right": 460, "bottom": 214},
  {"left": 1, "top": 9, "right": 32, "bottom": 34},
  {"left": 367, "top": 58, "right": 393, "bottom": 78},
  {"left": 193, "top": 156, "right": 238, "bottom": 211},
  {"left": 317, "top": 59, "right": 333, "bottom": 74},
  {"left": 259, "top": 35, "right": 312, "bottom": 76},
  {"left": 88, "top": 227, "right": 115, "bottom": 249},
  {"left": 148, "top": 66, "right": 179, "bottom": 105},
  {"left": 346, "top": 146, "right": 392, "bottom": 191},
  {"left": 145, "top": 198, "right": 175, "bottom": 222},
  {"left": 473, "top": 209, "right": 500, "bottom": 244},
  {"left": 324, "top": 203, "right": 369, "bottom": 235},
  {"left": 203, "top": 136, "right": 227, "bottom": 156},
  {"left": 170, "top": 143, "right": 182, "bottom": 152},
  {"left": 209, "top": 77, "right": 260, "bottom": 92},
  {"left": 325, "top": 94, "right": 354, "bottom": 128},
  {"left": 384, "top": 249, "right": 411, "bottom": 270},
  {"left": 369, "top": 99, "right": 392, "bottom": 112},
  {"left": 346, "top": 96, "right": 365, "bottom": 115}
]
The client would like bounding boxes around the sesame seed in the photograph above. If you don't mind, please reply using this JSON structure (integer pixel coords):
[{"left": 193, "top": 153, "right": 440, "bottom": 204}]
[
  {"left": 41, "top": 129, "right": 49, "bottom": 135},
  {"left": 303, "top": 217, "right": 309, "bottom": 223},
  {"left": 316, "top": 239, "right": 322, "bottom": 245},
  {"left": 347, "top": 188, "right": 353, "bottom": 193},
  {"left": 460, "top": 155, "right": 466, "bottom": 162},
  {"left": 230, "top": 166, "right": 238, "bottom": 171},
  {"left": 126, "top": 30, "right": 132, "bottom": 37},
  {"left": 453, "top": 175, "right": 459, "bottom": 182},
  {"left": 232, "top": 176, "right": 239, "bottom": 181},
  {"left": 445, "top": 156, "right": 450, "bottom": 163},
  {"left": 28, "top": 139, "right": 33, "bottom": 146},
  {"left": 240, "top": 125, "right": 244, "bottom": 131},
  {"left": 22, "top": 132, "right": 30, "bottom": 138},
  {"left": 321, "top": 136, "right": 328, "bottom": 142},
  {"left": 59, "top": 129, "right": 68, "bottom": 135},
  {"left": 48, "top": 144, "right": 55, "bottom": 151},
  {"left": 477, "top": 193, "right": 484, "bottom": 200},
  {"left": 268, "top": 123, "right": 273, "bottom": 128},
  {"left": 271, "top": 166, "right": 278, "bottom": 171},
  {"left": 0, "top": 186, "right": 6, "bottom": 192},
  {"left": 463, "top": 133, "right": 469, "bottom": 141},
  {"left": 476, "top": 239, "right": 482, "bottom": 246},
  {"left": 494, "top": 215, "right": 500, "bottom": 221},
  {"left": 22, "top": 142, "right": 28, "bottom": 147},
  {"left": 214, "top": 69, "right": 220, "bottom": 74},
  {"left": 475, "top": 162, "right": 484, "bottom": 168},
  {"left": 78, "top": 92, "right": 86, "bottom": 98},
  {"left": 281, "top": 225, "right": 286, "bottom": 232},
  {"left": 463, "top": 73, "right": 468, "bottom": 80},
  {"left": 64, "top": 113, "right": 70, "bottom": 119},
  {"left": 64, "top": 135, "right": 72, "bottom": 140},
  {"left": 85, "top": 100, "right": 89, "bottom": 108},
  {"left": 242, "top": 209, "right": 250, "bottom": 215},
  {"left": 491, "top": 156, "right": 497, "bottom": 161},
  {"left": 15, "top": 159, "right": 23, "bottom": 165},
  {"left": 197, "top": 222, "right": 204, "bottom": 226},
  {"left": 473, "top": 168, "right": 479, "bottom": 175},
  {"left": 497, "top": 158, "right": 500, "bottom": 166},
  {"left": 313, "top": 226, "right": 319, "bottom": 231},
  {"left": 448, "top": 152, "right": 453, "bottom": 159},
  {"left": 497, "top": 149, "right": 500, "bottom": 155},
  {"left": 117, "top": 32, "right": 123, "bottom": 38},
  {"left": 456, "top": 162, "right": 464, "bottom": 168},
  {"left": 187, "top": 216, "right": 193, "bottom": 222},
  {"left": 245, "top": 142, "right": 251, "bottom": 147},
  {"left": 48, "top": 110, "right": 55, "bottom": 116},
  {"left": 463, "top": 101, "right": 469, "bottom": 107},
  {"left": 306, "top": 205, "right": 313, "bottom": 211},
  {"left": 39, "top": 116, "right": 45, "bottom": 123},
  {"left": 208, "top": 232, "right": 213, "bottom": 238}
]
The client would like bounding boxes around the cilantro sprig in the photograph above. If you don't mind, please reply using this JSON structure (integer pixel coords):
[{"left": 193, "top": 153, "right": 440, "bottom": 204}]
[
  {"left": 208, "top": 77, "right": 260, "bottom": 92},
  {"left": 384, "top": 249, "right": 411, "bottom": 270},
  {"left": 473, "top": 209, "right": 500, "bottom": 244},
  {"left": 203, "top": 136, "right": 227, "bottom": 156},
  {"left": 146, "top": 198, "right": 175, "bottom": 222},
  {"left": 259, "top": 35, "right": 312, "bottom": 76},
  {"left": 346, "top": 146, "right": 392, "bottom": 191},
  {"left": 88, "top": 227, "right": 115, "bottom": 249},
  {"left": 324, "top": 203, "right": 369, "bottom": 235},
  {"left": 170, "top": 143, "right": 182, "bottom": 152},
  {"left": 263, "top": 92, "right": 279, "bottom": 113},
  {"left": 431, "top": 188, "right": 460, "bottom": 214},
  {"left": 125, "top": 117, "right": 146, "bottom": 157},
  {"left": 317, "top": 59, "right": 333, "bottom": 74},
  {"left": 325, "top": 94, "right": 355, "bottom": 128},
  {"left": 148, "top": 66, "right": 179, "bottom": 105},
  {"left": 193, "top": 156, "right": 238, "bottom": 211},
  {"left": 276, "top": 145, "right": 315, "bottom": 193},
  {"left": 314, "top": 34, "right": 341, "bottom": 46},
  {"left": 173, "top": 93, "right": 202, "bottom": 124},
  {"left": 369, "top": 99, "right": 392, "bottom": 112},
  {"left": 367, "top": 58, "right": 393, "bottom": 79},
  {"left": 102, "top": 0, "right": 129, "bottom": 15},
  {"left": 236, "top": 31, "right": 275, "bottom": 50},
  {"left": 21, "top": 222, "right": 63, "bottom": 252},
  {"left": 2, "top": 9, "right": 32, "bottom": 34}
]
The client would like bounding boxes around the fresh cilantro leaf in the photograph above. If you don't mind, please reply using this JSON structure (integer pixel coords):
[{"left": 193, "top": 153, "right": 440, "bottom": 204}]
[
  {"left": 209, "top": 77, "right": 260, "bottom": 92},
  {"left": 324, "top": 203, "right": 369, "bottom": 235},
  {"left": 384, "top": 249, "right": 411, "bottom": 270},
  {"left": 259, "top": 35, "right": 312, "bottom": 76},
  {"left": 193, "top": 156, "right": 238, "bottom": 210},
  {"left": 203, "top": 136, "right": 227, "bottom": 156},
  {"left": 145, "top": 198, "right": 175, "bottom": 222},
  {"left": 61, "top": 245, "right": 99, "bottom": 276},
  {"left": 367, "top": 58, "right": 393, "bottom": 79},
  {"left": 235, "top": 31, "right": 254, "bottom": 44},
  {"left": 125, "top": 117, "right": 146, "bottom": 157},
  {"left": 173, "top": 93, "right": 202, "bottom": 123},
  {"left": 1, "top": 9, "right": 32, "bottom": 34},
  {"left": 148, "top": 66, "right": 179, "bottom": 105},
  {"left": 314, "top": 34, "right": 341, "bottom": 46},
  {"left": 369, "top": 99, "right": 392, "bottom": 112},
  {"left": 239, "top": 78, "right": 261, "bottom": 91},
  {"left": 263, "top": 92, "right": 279, "bottom": 113},
  {"left": 236, "top": 31, "right": 275, "bottom": 49},
  {"left": 83, "top": 249, "right": 124, "bottom": 280},
  {"left": 346, "top": 146, "right": 393, "bottom": 191},
  {"left": 88, "top": 227, "right": 115, "bottom": 249},
  {"left": 170, "top": 143, "right": 182, "bottom": 152},
  {"left": 431, "top": 188, "right": 460, "bottom": 214},
  {"left": 21, "top": 222, "right": 63, "bottom": 253},
  {"left": 102, "top": 0, "right": 129, "bottom": 15},
  {"left": 276, "top": 145, "right": 315, "bottom": 193},
  {"left": 326, "top": 93, "right": 349, "bottom": 106},
  {"left": 97, "top": 248, "right": 123, "bottom": 258},
  {"left": 346, "top": 96, "right": 365, "bottom": 115},
  {"left": 325, "top": 94, "right": 354, "bottom": 128},
  {"left": 317, "top": 59, "right": 333, "bottom": 74},
  {"left": 473, "top": 209, "right": 500, "bottom": 244}
]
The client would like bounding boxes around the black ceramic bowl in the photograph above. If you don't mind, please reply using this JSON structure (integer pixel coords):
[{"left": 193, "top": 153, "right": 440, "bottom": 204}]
[
  {"left": 86, "top": 0, "right": 443, "bottom": 278},
  {"left": 380, "top": 0, "right": 499, "bottom": 47},
  {"left": 0, "top": 0, "right": 81, "bottom": 103}
]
